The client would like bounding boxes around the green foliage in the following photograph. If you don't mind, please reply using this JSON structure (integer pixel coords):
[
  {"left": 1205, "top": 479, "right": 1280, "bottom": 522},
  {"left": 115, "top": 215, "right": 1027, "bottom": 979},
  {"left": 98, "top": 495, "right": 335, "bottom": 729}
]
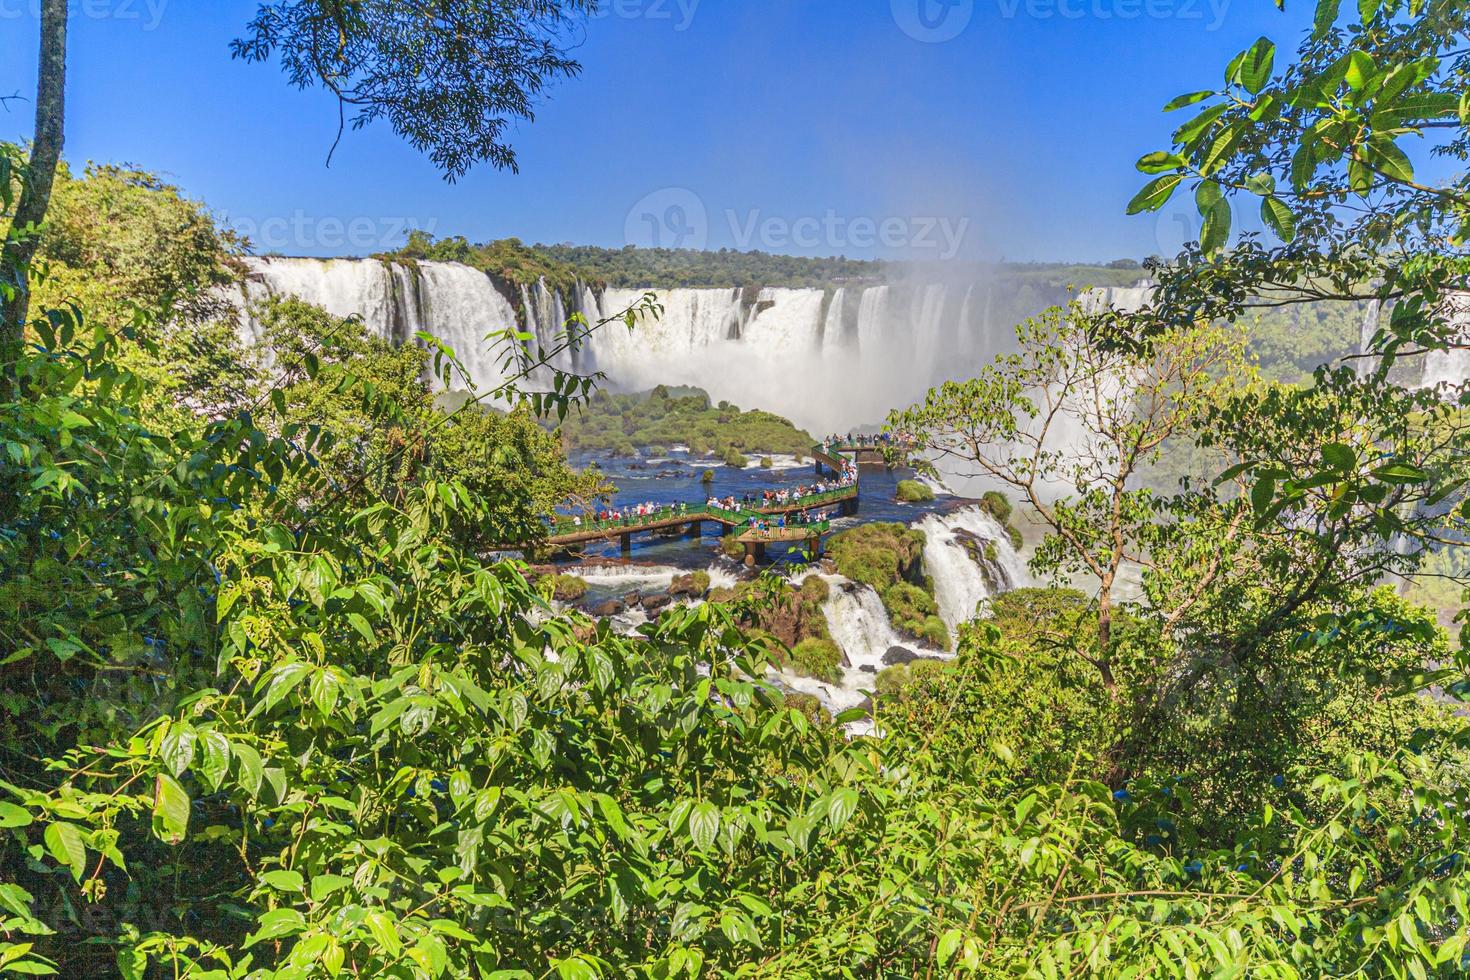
[
  {"left": 874, "top": 658, "right": 952, "bottom": 701},
  {"left": 788, "top": 638, "right": 843, "bottom": 684},
  {"left": 544, "top": 573, "right": 588, "bottom": 602},
  {"left": 980, "top": 489, "right": 1013, "bottom": 525},
  {"left": 826, "top": 522, "right": 926, "bottom": 592},
  {"left": 557, "top": 386, "right": 814, "bottom": 458},
  {"left": 393, "top": 231, "right": 586, "bottom": 295},
  {"left": 883, "top": 582, "right": 951, "bottom": 651},
  {"left": 232, "top": 1, "right": 598, "bottom": 177},
  {"left": 722, "top": 447, "right": 748, "bottom": 469},
  {"left": 895, "top": 478, "right": 934, "bottom": 503},
  {"left": 250, "top": 296, "right": 609, "bottom": 547}
]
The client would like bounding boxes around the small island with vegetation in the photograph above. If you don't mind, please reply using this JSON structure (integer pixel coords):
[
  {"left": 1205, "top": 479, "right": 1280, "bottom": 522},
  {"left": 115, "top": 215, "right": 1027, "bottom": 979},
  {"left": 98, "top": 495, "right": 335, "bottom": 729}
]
[{"left": 556, "top": 384, "right": 815, "bottom": 457}]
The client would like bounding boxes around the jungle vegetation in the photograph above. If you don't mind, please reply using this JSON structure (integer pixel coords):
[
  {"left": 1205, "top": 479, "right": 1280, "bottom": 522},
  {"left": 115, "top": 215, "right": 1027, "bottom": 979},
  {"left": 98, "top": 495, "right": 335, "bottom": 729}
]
[{"left": 5, "top": 1, "right": 1470, "bottom": 977}]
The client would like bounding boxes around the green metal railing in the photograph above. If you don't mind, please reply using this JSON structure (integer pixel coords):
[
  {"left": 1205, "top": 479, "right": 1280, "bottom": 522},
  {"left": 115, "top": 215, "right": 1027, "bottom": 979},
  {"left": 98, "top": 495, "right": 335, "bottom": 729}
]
[{"left": 546, "top": 447, "right": 859, "bottom": 542}]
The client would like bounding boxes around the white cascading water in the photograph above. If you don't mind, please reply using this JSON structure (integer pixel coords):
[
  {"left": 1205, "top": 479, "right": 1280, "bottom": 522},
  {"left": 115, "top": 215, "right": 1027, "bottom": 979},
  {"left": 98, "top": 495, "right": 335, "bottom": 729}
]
[
  {"left": 226, "top": 256, "right": 1153, "bottom": 430},
  {"left": 821, "top": 576, "right": 908, "bottom": 672},
  {"left": 1417, "top": 294, "right": 1470, "bottom": 391},
  {"left": 918, "top": 505, "right": 1029, "bottom": 631}
]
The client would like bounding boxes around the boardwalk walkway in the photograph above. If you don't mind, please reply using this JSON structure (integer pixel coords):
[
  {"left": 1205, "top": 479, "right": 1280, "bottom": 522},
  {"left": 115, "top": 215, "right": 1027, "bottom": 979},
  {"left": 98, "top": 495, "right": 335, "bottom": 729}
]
[{"left": 535, "top": 445, "right": 860, "bottom": 564}]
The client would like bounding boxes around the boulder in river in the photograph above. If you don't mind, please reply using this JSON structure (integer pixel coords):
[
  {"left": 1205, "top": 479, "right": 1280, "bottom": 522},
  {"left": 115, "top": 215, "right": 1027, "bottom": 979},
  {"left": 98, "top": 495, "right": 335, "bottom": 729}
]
[
  {"left": 882, "top": 646, "right": 922, "bottom": 666},
  {"left": 589, "top": 599, "right": 625, "bottom": 617},
  {"left": 641, "top": 593, "right": 673, "bottom": 612}
]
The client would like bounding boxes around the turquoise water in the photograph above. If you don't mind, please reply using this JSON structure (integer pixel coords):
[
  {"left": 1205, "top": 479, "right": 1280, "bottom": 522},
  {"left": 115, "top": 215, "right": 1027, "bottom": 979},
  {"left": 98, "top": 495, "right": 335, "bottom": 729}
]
[{"left": 559, "top": 448, "right": 967, "bottom": 570}]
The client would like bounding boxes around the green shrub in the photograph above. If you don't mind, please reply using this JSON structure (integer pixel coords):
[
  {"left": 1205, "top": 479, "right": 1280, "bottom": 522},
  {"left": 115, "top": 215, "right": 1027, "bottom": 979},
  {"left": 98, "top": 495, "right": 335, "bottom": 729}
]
[
  {"left": 1007, "top": 524, "right": 1024, "bottom": 552},
  {"left": 784, "top": 692, "right": 832, "bottom": 725},
  {"left": 798, "top": 574, "right": 830, "bottom": 603},
  {"left": 701, "top": 469, "right": 715, "bottom": 484},
  {"left": 827, "top": 523, "right": 927, "bottom": 592},
  {"left": 895, "top": 479, "right": 935, "bottom": 503},
  {"left": 883, "top": 580, "right": 933, "bottom": 617},
  {"left": 548, "top": 574, "right": 588, "bottom": 602},
  {"left": 788, "top": 638, "right": 844, "bottom": 683},
  {"left": 915, "top": 614, "right": 952, "bottom": 651},
  {"left": 875, "top": 658, "right": 952, "bottom": 700},
  {"left": 723, "top": 447, "right": 749, "bottom": 468},
  {"left": 671, "top": 570, "right": 710, "bottom": 596},
  {"left": 760, "top": 456, "right": 774, "bottom": 469},
  {"left": 981, "top": 490, "right": 1014, "bottom": 524}
]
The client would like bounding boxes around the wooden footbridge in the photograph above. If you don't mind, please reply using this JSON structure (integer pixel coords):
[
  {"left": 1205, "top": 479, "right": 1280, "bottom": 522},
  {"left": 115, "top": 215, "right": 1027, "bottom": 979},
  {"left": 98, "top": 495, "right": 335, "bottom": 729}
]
[{"left": 537, "top": 445, "right": 860, "bottom": 565}]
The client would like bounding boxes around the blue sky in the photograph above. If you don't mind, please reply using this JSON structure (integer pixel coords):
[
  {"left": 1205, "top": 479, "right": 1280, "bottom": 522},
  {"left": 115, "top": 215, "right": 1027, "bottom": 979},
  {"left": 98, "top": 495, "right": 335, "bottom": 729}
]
[{"left": 0, "top": 0, "right": 1319, "bottom": 262}]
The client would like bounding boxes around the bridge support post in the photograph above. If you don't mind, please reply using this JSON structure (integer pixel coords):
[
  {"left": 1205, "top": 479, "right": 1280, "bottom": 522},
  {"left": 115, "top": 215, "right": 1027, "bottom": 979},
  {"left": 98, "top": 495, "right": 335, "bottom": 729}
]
[
  {"left": 684, "top": 521, "right": 700, "bottom": 539},
  {"left": 840, "top": 497, "right": 858, "bottom": 517},
  {"left": 743, "top": 541, "right": 766, "bottom": 567},
  {"left": 620, "top": 533, "right": 632, "bottom": 558}
]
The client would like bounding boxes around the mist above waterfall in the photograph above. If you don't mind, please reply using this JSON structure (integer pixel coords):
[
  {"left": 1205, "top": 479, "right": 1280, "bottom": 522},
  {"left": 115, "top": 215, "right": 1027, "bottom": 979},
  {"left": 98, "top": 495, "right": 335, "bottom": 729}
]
[{"left": 229, "top": 255, "right": 1152, "bottom": 433}]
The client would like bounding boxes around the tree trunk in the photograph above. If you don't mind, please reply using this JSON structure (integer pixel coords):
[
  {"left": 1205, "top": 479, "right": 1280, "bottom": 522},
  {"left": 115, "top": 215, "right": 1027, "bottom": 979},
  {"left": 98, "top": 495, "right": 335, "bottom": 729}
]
[
  {"left": 1, "top": 0, "right": 69, "bottom": 401},
  {"left": 1096, "top": 578, "right": 1117, "bottom": 693}
]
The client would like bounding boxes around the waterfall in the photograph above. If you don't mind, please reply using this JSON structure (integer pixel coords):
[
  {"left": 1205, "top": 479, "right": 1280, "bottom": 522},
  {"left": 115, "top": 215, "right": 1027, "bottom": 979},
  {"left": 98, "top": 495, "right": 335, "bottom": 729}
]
[
  {"left": 225, "top": 256, "right": 1157, "bottom": 429},
  {"left": 918, "top": 505, "right": 1029, "bottom": 631},
  {"left": 234, "top": 256, "right": 521, "bottom": 395},
  {"left": 1418, "top": 294, "right": 1470, "bottom": 392},
  {"left": 822, "top": 577, "right": 908, "bottom": 672}
]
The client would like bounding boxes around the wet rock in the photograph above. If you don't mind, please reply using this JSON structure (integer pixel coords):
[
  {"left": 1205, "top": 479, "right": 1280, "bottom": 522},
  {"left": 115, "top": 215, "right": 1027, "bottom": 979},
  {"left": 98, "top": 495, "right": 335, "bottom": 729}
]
[
  {"left": 858, "top": 665, "right": 877, "bottom": 674},
  {"left": 641, "top": 593, "right": 673, "bottom": 612},
  {"left": 669, "top": 572, "right": 710, "bottom": 598},
  {"left": 953, "top": 528, "right": 1015, "bottom": 594},
  {"left": 882, "top": 646, "right": 922, "bottom": 666},
  {"left": 589, "top": 600, "right": 625, "bottom": 617}
]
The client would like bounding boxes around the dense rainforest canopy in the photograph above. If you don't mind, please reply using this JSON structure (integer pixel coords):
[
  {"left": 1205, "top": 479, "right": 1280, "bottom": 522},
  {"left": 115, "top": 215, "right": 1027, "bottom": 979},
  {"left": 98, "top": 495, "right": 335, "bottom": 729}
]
[{"left": 4, "top": 0, "right": 1470, "bottom": 977}]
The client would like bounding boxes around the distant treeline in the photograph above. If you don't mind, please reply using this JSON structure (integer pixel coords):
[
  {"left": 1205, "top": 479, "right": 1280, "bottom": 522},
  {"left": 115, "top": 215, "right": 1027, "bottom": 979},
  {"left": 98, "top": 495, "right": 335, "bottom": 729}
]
[{"left": 386, "top": 229, "right": 1150, "bottom": 291}]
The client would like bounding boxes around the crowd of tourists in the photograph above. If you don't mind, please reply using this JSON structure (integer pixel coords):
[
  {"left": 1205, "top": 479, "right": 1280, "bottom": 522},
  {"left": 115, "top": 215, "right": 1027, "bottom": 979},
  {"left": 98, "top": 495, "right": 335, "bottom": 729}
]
[
  {"left": 743, "top": 509, "right": 826, "bottom": 538},
  {"left": 563, "top": 500, "right": 691, "bottom": 529},
  {"left": 555, "top": 450, "right": 857, "bottom": 535},
  {"left": 822, "top": 431, "right": 914, "bottom": 450}
]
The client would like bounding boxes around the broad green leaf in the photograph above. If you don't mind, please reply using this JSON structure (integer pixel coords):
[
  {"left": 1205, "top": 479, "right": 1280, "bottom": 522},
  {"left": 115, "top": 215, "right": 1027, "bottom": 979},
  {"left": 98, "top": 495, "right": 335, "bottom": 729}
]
[
  {"left": 151, "top": 773, "right": 190, "bottom": 845},
  {"left": 43, "top": 822, "right": 86, "bottom": 880},
  {"left": 1200, "top": 198, "right": 1232, "bottom": 254},
  {"left": 1261, "top": 196, "right": 1297, "bottom": 242},
  {"left": 689, "top": 801, "right": 720, "bottom": 851},
  {"left": 1163, "top": 90, "right": 1214, "bottom": 112},
  {"left": 1136, "top": 151, "right": 1183, "bottom": 174},
  {"left": 1313, "top": 0, "right": 1341, "bottom": 38},
  {"left": 0, "top": 803, "right": 31, "bottom": 828},
  {"left": 260, "top": 869, "right": 304, "bottom": 892},
  {"left": 827, "top": 788, "right": 860, "bottom": 832},
  {"left": 233, "top": 742, "right": 264, "bottom": 798},
  {"left": 1239, "top": 37, "right": 1275, "bottom": 94},
  {"left": 1128, "top": 175, "right": 1183, "bottom": 215}
]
